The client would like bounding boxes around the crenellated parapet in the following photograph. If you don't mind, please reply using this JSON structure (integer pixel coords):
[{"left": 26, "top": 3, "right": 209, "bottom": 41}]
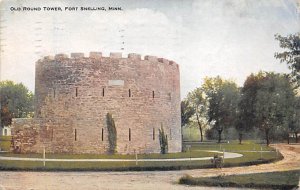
[{"left": 39, "top": 52, "right": 179, "bottom": 68}]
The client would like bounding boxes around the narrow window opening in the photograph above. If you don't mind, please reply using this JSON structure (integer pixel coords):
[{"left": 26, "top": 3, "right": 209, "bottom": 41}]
[
  {"left": 51, "top": 129, "right": 54, "bottom": 141},
  {"left": 129, "top": 128, "right": 131, "bottom": 141},
  {"left": 129, "top": 89, "right": 131, "bottom": 97},
  {"left": 101, "top": 128, "right": 104, "bottom": 141},
  {"left": 53, "top": 88, "right": 56, "bottom": 98},
  {"left": 153, "top": 128, "right": 155, "bottom": 140},
  {"left": 170, "top": 128, "right": 172, "bottom": 140},
  {"left": 75, "top": 87, "right": 78, "bottom": 97},
  {"left": 152, "top": 91, "right": 155, "bottom": 98},
  {"left": 168, "top": 92, "right": 171, "bottom": 100},
  {"left": 102, "top": 88, "right": 105, "bottom": 97},
  {"left": 75, "top": 129, "right": 77, "bottom": 141}
]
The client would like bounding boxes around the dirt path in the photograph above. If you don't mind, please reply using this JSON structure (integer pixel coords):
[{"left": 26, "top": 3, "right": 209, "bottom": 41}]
[
  {"left": 185, "top": 143, "right": 300, "bottom": 177},
  {"left": 0, "top": 144, "right": 298, "bottom": 190}
]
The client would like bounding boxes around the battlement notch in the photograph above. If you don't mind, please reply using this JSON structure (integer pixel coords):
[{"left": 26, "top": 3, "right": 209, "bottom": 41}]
[{"left": 110, "top": 52, "right": 122, "bottom": 58}]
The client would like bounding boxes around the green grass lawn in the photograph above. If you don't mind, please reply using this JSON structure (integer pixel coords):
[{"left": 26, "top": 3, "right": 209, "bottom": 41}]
[
  {"left": 186, "top": 140, "right": 281, "bottom": 168},
  {"left": 0, "top": 140, "right": 281, "bottom": 171},
  {"left": 0, "top": 136, "right": 11, "bottom": 151},
  {"left": 0, "top": 159, "right": 215, "bottom": 171},
  {"left": 187, "top": 140, "right": 274, "bottom": 152},
  {"left": 0, "top": 149, "right": 220, "bottom": 159},
  {"left": 179, "top": 170, "right": 300, "bottom": 190}
]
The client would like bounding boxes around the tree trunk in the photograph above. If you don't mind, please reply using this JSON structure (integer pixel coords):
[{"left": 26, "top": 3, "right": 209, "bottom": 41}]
[
  {"left": 199, "top": 126, "right": 203, "bottom": 142},
  {"left": 218, "top": 129, "right": 222, "bottom": 143},
  {"left": 295, "top": 132, "right": 298, "bottom": 143},
  {"left": 287, "top": 133, "right": 290, "bottom": 144},
  {"left": 239, "top": 133, "right": 243, "bottom": 144},
  {"left": 195, "top": 110, "right": 203, "bottom": 142},
  {"left": 265, "top": 129, "right": 270, "bottom": 146}
]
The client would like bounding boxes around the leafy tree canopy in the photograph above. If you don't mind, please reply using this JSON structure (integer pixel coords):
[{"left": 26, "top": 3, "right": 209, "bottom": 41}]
[
  {"left": 275, "top": 33, "right": 300, "bottom": 86},
  {"left": 202, "top": 76, "right": 240, "bottom": 143},
  {"left": 252, "top": 72, "right": 295, "bottom": 145},
  {"left": 185, "top": 87, "right": 208, "bottom": 142},
  {"left": 0, "top": 80, "right": 34, "bottom": 127},
  {"left": 181, "top": 99, "right": 195, "bottom": 127}
]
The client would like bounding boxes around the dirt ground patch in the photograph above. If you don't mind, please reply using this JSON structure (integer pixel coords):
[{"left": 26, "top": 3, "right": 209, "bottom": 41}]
[{"left": 184, "top": 143, "right": 300, "bottom": 177}]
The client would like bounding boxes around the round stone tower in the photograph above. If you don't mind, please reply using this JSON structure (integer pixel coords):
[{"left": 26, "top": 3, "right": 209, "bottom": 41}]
[{"left": 17, "top": 52, "right": 181, "bottom": 154}]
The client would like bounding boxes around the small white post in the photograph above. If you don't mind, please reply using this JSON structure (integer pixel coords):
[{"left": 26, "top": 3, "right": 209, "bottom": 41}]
[
  {"left": 43, "top": 147, "right": 46, "bottom": 167},
  {"left": 135, "top": 150, "right": 138, "bottom": 166},
  {"left": 186, "top": 145, "right": 191, "bottom": 162},
  {"left": 189, "top": 147, "right": 191, "bottom": 161},
  {"left": 223, "top": 149, "right": 225, "bottom": 163}
]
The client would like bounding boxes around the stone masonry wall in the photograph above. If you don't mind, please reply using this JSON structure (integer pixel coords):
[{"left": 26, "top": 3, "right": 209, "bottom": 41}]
[
  {"left": 11, "top": 52, "right": 181, "bottom": 154},
  {"left": 11, "top": 118, "right": 40, "bottom": 153}
]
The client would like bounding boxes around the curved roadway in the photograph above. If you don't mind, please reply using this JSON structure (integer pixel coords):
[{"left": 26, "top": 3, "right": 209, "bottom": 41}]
[{"left": 0, "top": 144, "right": 298, "bottom": 190}]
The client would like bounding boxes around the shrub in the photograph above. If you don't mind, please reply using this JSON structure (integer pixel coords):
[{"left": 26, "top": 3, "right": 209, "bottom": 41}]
[
  {"left": 106, "top": 113, "right": 117, "bottom": 154},
  {"left": 158, "top": 125, "right": 168, "bottom": 154}
]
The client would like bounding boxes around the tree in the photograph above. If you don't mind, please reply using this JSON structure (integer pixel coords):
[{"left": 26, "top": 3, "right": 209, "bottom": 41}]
[
  {"left": 186, "top": 87, "right": 208, "bottom": 142},
  {"left": 286, "top": 96, "right": 300, "bottom": 143},
  {"left": 236, "top": 73, "right": 265, "bottom": 144},
  {"left": 181, "top": 99, "right": 195, "bottom": 127},
  {"left": 0, "top": 81, "right": 34, "bottom": 124},
  {"left": 275, "top": 33, "right": 300, "bottom": 86},
  {"left": 253, "top": 72, "right": 295, "bottom": 146},
  {"left": 203, "top": 77, "right": 240, "bottom": 143},
  {"left": 106, "top": 113, "right": 117, "bottom": 154},
  {"left": 0, "top": 104, "right": 12, "bottom": 128}
]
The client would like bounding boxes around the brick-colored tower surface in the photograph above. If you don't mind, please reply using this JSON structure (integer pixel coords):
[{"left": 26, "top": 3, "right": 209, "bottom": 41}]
[{"left": 11, "top": 52, "right": 181, "bottom": 154}]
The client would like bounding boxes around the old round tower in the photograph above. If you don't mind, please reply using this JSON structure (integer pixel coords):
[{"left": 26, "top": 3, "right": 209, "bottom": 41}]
[{"left": 12, "top": 52, "right": 181, "bottom": 154}]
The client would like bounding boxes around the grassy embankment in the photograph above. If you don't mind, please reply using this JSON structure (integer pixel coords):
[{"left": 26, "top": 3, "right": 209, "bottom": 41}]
[
  {"left": 0, "top": 136, "right": 11, "bottom": 151},
  {"left": 179, "top": 170, "right": 300, "bottom": 190},
  {"left": 0, "top": 138, "right": 281, "bottom": 171}
]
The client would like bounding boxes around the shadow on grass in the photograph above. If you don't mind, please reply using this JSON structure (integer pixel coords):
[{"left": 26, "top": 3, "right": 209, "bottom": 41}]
[{"left": 179, "top": 170, "right": 300, "bottom": 190}]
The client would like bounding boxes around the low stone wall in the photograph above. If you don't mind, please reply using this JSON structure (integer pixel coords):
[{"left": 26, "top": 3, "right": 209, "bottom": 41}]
[{"left": 11, "top": 118, "right": 40, "bottom": 153}]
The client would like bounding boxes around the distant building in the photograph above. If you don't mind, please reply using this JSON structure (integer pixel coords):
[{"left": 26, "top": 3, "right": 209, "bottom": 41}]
[{"left": 0, "top": 126, "right": 11, "bottom": 136}]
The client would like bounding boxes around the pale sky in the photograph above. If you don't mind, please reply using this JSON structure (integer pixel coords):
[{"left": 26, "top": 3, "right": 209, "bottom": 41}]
[{"left": 0, "top": 0, "right": 299, "bottom": 98}]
